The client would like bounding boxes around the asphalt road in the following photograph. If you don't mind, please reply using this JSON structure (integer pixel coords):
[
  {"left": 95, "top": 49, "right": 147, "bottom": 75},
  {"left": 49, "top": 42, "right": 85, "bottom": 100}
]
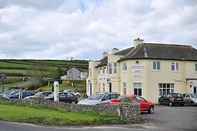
[{"left": 0, "top": 106, "right": 197, "bottom": 131}]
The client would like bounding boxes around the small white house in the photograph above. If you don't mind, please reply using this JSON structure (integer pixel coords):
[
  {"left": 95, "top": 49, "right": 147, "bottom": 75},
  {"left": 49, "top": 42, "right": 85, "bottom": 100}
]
[{"left": 61, "top": 68, "right": 88, "bottom": 80}]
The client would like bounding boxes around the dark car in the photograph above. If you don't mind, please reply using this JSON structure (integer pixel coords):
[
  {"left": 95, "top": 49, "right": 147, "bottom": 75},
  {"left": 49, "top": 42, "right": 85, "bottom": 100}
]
[
  {"left": 6, "top": 90, "right": 35, "bottom": 100},
  {"left": 45, "top": 92, "right": 78, "bottom": 104},
  {"left": 159, "top": 93, "right": 184, "bottom": 106}
]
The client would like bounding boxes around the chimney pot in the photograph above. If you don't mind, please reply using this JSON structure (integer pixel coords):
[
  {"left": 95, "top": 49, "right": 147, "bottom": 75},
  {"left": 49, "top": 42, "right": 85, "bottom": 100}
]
[
  {"left": 134, "top": 38, "right": 144, "bottom": 47},
  {"left": 111, "top": 48, "right": 119, "bottom": 54}
]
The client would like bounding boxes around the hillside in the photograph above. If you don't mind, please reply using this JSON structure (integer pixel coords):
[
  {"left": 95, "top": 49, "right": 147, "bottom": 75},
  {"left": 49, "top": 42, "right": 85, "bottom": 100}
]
[{"left": 0, "top": 59, "right": 88, "bottom": 91}]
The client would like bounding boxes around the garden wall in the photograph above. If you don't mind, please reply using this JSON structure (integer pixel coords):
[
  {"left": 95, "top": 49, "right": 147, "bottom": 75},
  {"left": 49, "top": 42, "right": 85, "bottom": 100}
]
[{"left": 0, "top": 98, "right": 142, "bottom": 123}]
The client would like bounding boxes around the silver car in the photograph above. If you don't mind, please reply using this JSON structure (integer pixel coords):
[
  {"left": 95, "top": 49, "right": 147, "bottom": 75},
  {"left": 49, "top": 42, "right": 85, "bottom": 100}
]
[
  {"left": 184, "top": 93, "right": 197, "bottom": 105},
  {"left": 78, "top": 92, "right": 120, "bottom": 105}
]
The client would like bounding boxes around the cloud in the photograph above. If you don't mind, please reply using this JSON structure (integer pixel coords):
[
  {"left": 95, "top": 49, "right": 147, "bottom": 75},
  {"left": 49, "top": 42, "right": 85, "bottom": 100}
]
[{"left": 0, "top": 0, "right": 196, "bottom": 59}]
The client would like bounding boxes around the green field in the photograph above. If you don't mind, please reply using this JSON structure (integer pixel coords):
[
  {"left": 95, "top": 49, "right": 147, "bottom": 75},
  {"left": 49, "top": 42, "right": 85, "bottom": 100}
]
[
  {"left": 0, "top": 103, "right": 122, "bottom": 125},
  {"left": 0, "top": 59, "right": 88, "bottom": 92}
]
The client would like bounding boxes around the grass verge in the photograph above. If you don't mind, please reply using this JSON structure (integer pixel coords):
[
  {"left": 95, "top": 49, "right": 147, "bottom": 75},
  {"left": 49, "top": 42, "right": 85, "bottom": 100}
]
[{"left": 0, "top": 103, "right": 124, "bottom": 126}]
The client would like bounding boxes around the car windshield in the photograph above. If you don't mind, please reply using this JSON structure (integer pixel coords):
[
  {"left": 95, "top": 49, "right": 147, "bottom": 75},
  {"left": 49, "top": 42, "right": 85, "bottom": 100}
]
[
  {"left": 170, "top": 93, "right": 182, "bottom": 97},
  {"left": 88, "top": 94, "right": 104, "bottom": 100},
  {"left": 136, "top": 96, "right": 146, "bottom": 101},
  {"left": 8, "top": 90, "right": 19, "bottom": 96}
]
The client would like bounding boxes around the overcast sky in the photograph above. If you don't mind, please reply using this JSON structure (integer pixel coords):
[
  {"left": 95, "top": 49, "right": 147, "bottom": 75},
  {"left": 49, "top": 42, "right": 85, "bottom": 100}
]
[{"left": 0, "top": 0, "right": 196, "bottom": 60}]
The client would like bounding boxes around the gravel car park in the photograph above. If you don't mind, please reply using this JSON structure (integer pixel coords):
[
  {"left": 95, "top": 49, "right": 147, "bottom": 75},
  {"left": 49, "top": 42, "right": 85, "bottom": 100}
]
[{"left": 143, "top": 105, "right": 197, "bottom": 131}]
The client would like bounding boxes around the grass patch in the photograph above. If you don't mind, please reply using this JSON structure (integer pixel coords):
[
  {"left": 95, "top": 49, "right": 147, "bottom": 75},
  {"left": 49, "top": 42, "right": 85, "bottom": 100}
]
[
  {"left": 0, "top": 103, "right": 123, "bottom": 126},
  {"left": 0, "top": 59, "right": 88, "bottom": 91}
]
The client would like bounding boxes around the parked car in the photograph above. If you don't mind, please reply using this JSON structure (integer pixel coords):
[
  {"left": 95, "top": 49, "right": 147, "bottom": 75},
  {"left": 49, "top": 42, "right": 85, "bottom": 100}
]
[
  {"left": 44, "top": 92, "right": 78, "bottom": 104},
  {"left": 63, "top": 90, "right": 81, "bottom": 98},
  {"left": 159, "top": 93, "right": 185, "bottom": 106},
  {"left": 78, "top": 92, "right": 120, "bottom": 105},
  {"left": 5, "top": 90, "right": 34, "bottom": 100},
  {"left": 109, "top": 96, "right": 154, "bottom": 114},
  {"left": 1, "top": 89, "right": 20, "bottom": 99},
  {"left": 24, "top": 91, "right": 52, "bottom": 100},
  {"left": 183, "top": 93, "right": 197, "bottom": 105}
]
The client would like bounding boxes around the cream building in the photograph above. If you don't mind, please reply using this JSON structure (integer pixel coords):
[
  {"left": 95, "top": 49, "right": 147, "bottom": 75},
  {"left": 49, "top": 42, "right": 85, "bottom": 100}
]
[{"left": 86, "top": 38, "right": 197, "bottom": 103}]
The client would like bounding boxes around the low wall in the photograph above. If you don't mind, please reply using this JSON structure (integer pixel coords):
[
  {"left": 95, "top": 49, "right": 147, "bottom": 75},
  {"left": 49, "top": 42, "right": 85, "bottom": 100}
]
[{"left": 0, "top": 98, "right": 142, "bottom": 123}]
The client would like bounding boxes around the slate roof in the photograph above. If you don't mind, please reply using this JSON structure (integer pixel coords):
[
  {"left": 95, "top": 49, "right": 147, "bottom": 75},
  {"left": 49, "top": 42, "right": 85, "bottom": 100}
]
[
  {"left": 95, "top": 56, "right": 108, "bottom": 68},
  {"left": 96, "top": 42, "right": 197, "bottom": 68},
  {"left": 96, "top": 47, "right": 134, "bottom": 68},
  {"left": 119, "top": 43, "right": 197, "bottom": 61},
  {"left": 114, "top": 47, "right": 134, "bottom": 55}
]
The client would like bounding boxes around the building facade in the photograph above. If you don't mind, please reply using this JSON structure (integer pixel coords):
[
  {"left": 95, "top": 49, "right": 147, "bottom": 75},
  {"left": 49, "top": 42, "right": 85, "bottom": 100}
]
[
  {"left": 61, "top": 68, "right": 88, "bottom": 80},
  {"left": 86, "top": 38, "right": 197, "bottom": 103}
]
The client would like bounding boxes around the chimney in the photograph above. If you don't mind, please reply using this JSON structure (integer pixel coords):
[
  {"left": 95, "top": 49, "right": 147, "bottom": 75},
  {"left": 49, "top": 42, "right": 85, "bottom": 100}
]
[
  {"left": 133, "top": 38, "right": 144, "bottom": 48},
  {"left": 103, "top": 51, "right": 108, "bottom": 57},
  {"left": 111, "top": 48, "right": 119, "bottom": 54}
]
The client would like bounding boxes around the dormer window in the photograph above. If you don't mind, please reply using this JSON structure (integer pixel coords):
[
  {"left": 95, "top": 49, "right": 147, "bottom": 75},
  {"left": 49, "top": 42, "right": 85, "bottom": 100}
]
[{"left": 171, "top": 62, "right": 179, "bottom": 71}]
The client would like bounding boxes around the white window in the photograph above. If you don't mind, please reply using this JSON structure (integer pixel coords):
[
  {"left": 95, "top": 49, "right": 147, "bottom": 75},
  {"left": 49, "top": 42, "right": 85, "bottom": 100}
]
[
  {"left": 103, "top": 83, "right": 105, "bottom": 92},
  {"left": 103, "top": 67, "right": 106, "bottom": 74},
  {"left": 123, "top": 82, "right": 127, "bottom": 96},
  {"left": 113, "top": 63, "right": 117, "bottom": 73},
  {"left": 122, "top": 63, "right": 127, "bottom": 71},
  {"left": 159, "top": 83, "right": 174, "bottom": 96},
  {"left": 123, "top": 88, "right": 127, "bottom": 96},
  {"left": 108, "top": 63, "right": 112, "bottom": 74},
  {"left": 123, "top": 82, "right": 127, "bottom": 88},
  {"left": 171, "top": 62, "right": 179, "bottom": 71},
  {"left": 133, "top": 82, "right": 142, "bottom": 96},
  {"left": 195, "top": 64, "right": 197, "bottom": 72},
  {"left": 153, "top": 61, "right": 160, "bottom": 70}
]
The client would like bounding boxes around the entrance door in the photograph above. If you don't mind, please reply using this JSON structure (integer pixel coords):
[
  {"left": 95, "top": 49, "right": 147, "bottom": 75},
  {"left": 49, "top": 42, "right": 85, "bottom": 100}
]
[
  {"left": 109, "top": 83, "right": 112, "bottom": 92},
  {"left": 193, "top": 86, "right": 197, "bottom": 94},
  {"left": 133, "top": 82, "right": 142, "bottom": 96}
]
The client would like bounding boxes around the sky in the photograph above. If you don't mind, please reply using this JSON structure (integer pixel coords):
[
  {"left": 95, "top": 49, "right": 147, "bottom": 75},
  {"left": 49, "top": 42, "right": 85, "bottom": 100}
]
[{"left": 0, "top": 0, "right": 197, "bottom": 60}]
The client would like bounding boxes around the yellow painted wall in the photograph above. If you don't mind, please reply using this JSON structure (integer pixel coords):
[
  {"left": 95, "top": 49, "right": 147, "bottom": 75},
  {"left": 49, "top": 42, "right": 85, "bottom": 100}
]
[{"left": 87, "top": 55, "right": 197, "bottom": 103}]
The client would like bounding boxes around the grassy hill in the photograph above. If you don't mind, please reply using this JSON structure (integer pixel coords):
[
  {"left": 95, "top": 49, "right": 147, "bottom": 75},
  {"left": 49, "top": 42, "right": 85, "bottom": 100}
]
[{"left": 0, "top": 59, "right": 88, "bottom": 93}]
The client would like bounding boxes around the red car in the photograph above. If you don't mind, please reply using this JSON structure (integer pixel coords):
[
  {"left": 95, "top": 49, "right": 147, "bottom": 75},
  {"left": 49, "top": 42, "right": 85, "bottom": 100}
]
[{"left": 109, "top": 96, "right": 154, "bottom": 114}]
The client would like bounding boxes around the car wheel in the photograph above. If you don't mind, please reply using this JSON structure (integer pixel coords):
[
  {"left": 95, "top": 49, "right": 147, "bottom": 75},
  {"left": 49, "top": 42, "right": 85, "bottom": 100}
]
[
  {"left": 148, "top": 106, "right": 154, "bottom": 114},
  {"left": 169, "top": 102, "right": 173, "bottom": 106}
]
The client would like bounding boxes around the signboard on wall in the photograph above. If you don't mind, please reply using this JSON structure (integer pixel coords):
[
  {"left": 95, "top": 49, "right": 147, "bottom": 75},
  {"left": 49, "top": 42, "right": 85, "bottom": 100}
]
[{"left": 132, "top": 65, "right": 144, "bottom": 79}]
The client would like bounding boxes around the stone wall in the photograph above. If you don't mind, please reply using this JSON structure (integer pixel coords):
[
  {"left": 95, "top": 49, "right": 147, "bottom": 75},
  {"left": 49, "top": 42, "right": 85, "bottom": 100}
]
[{"left": 0, "top": 98, "right": 142, "bottom": 123}]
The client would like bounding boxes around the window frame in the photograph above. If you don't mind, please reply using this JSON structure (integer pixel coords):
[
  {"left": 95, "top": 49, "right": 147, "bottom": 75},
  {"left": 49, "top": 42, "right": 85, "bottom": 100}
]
[
  {"left": 153, "top": 61, "right": 160, "bottom": 71},
  {"left": 171, "top": 62, "right": 179, "bottom": 72},
  {"left": 133, "top": 82, "right": 142, "bottom": 96},
  {"left": 159, "top": 83, "right": 174, "bottom": 96},
  {"left": 195, "top": 64, "right": 197, "bottom": 72},
  {"left": 122, "top": 63, "right": 127, "bottom": 71},
  {"left": 108, "top": 63, "right": 113, "bottom": 74},
  {"left": 113, "top": 63, "right": 117, "bottom": 73}
]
